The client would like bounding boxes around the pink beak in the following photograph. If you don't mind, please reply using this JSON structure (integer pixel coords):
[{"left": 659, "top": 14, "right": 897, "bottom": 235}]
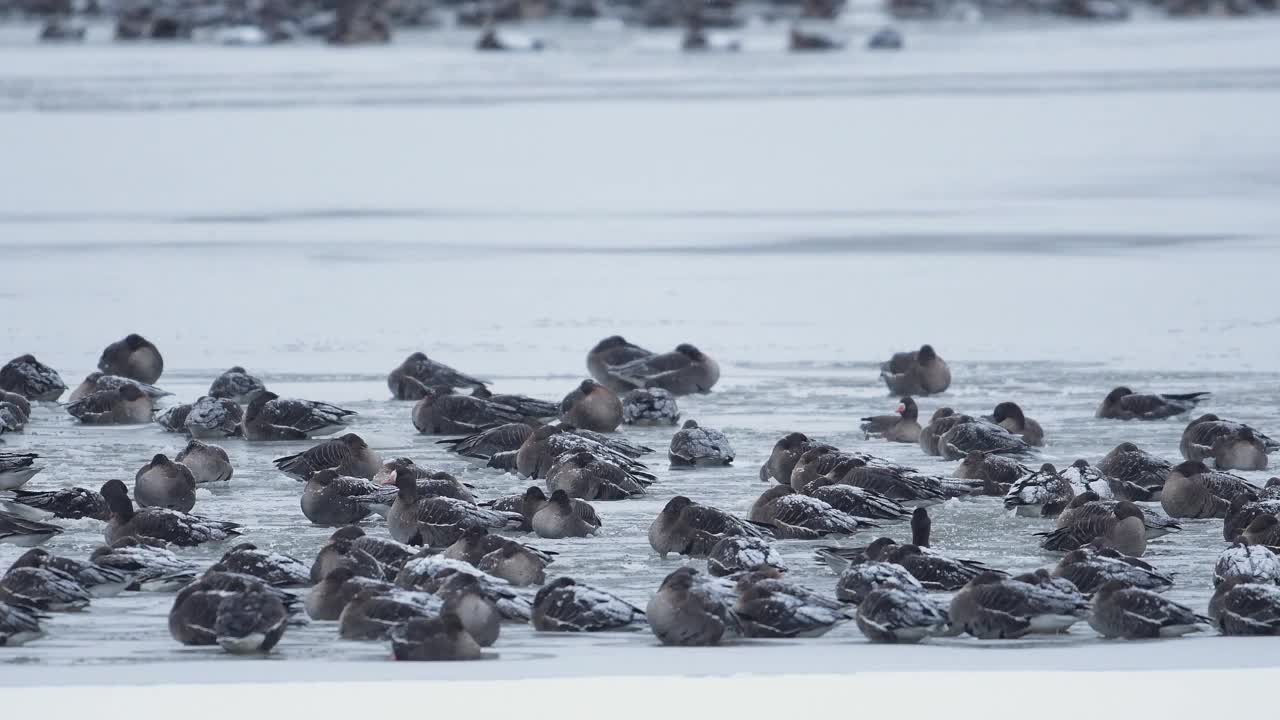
[
  {"left": 379, "top": 469, "right": 398, "bottom": 486},
  {"left": 895, "top": 404, "right": 905, "bottom": 414}
]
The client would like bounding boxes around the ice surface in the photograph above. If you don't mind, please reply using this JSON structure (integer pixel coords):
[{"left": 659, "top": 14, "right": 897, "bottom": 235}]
[{"left": 1, "top": 19, "right": 1280, "bottom": 681}]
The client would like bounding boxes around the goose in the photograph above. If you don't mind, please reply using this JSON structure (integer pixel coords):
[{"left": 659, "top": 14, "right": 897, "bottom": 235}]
[
  {"left": 68, "top": 372, "right": 170, "bottom": 403},
  {"left": 169, "top": 578, "right": 287, "bottom": 653},
  {"left": 339, "top": 587, "right": 442, "bottom": 641},
  {"left": 353, "top": 465, "right": 474, "bottom": 519},
  {"left": 0, "top": 403, "right": 22, "bottom": 433},
  {"left": 437, "top": 423, "right": 533, "bottom": 462},
  {"left": 8, "top": 548, "right": 130, "bottom": 597},
  {"left": 860, "top": 397, "right": 921, "bottom": 443},
  {"left": 1223, "top": 495, "right": 1280, "bottom": 542},
  {"left": 6, "top": 486, "right": 108, "bottom": 521},
  {"left": 1181, "top": 414, "right": 1276, "bottom": 470},
  {"left": 242, "top": 392, "right": 354, "bottom": 440},
  {"left": 0, "top": 452, "right": 43, "bottom": 491},
  {"left": 393, "top": 556, "right": 532, "bottom": 622},
  {"left": 955, "top": 451, "right": 1031, "bottom": 496},
  {"left": 413, "top": 387, "right": 526, "bottom": 435},
  {"left": 1089, "top": 580, "right": 1206, "bottom": 639},
  {"left": 97, "top": 333, "right": 163, "bottom": 383},
  {"left": 801, "top": 477, "right": 911, "bottom": 521},
  {"left": 1161, "top": 460, "right": 1256, "bottom": 519},
  {"left": 856, "top": 580, "right": 950, "bottom": 644},
  {"left": 308, "top": 536, "right": 385, "bottom": 585},
  {"left": 669, "top": 420, "right": 734, "bottom": 466},
  {"left": 89, "top": 539, "right": 199, "bottom": 592},
  {"left": 706, "top": 536, "right": 784, "bottom": 577},
  {"left": 390, "top": 613, "right": 482, "bottom": 661},
  {"left": 471, "top": 537, "right": 554, "bottom": 587},
  {"left": 732, "top": 573, "right": 850, "bottom": 638},
  {"left": 587, "top": 336, "right": 654, "bottom": 392},
  {"left": 1241, "top": 514, "right": 1280, "bottom": 546},
  {"left": 938, "top": 418, "right": 1033, "bottom": 460},
  {"left": 1052, "top": 545, "right": 1173, "bottom": 594},
  {"left": 749, "top": 484, "right": 870, "bottom": 539},
  {"left": 304, "top": 566, "right": 391, "bottom": 621},
  {"left": 210, "top": 543, "right": 310, "bottom": 588},
  {"left": 646, "top": 567, "right": 739, "bottom": 646},
  {"left": 383, "top": 471, "right": 521, "bottom": 547},
  {"left": 134, "top": 454, "right": 196, "bottom": 512},
  {"left": 835, "top": 561, "right": 923, "bottom": 605},
  {"left": 1097, "top": 442, "right": 1172, "bottom": 488},
  {"left": 0, "top": 391, "right": 31, "bottom": 420},
  {"left": 274, "top": 433, "right": 382, "bottom": 481},
  {"left": 184, "top": 396, "right": 243, "bottom": 439},
  {"left": 621, "top": 388, "right": 680, "bottom": 426},
  {"left": 648, "top": 496, "right": 770, "bottom": 558},
  {"left": 0, "top": 600, "right": 44, "bottom": 646},
  {"left": 1097, "top": 387, "right": 1209, "bottom": 421},
  {"left": 1214, "top": 542, "right": 1280, "bottom": 587},
  {"left": 918, "top": 408, "right": 960, "bottom": 455},
  {"left": 387, "top": 352, "right": 487, "bottom": 400},
  {"left": 433, "top": 572, "right": 502, "bottom": 646},
  {"left": 606, "top": 343, "right": 720, "bottom": 396},
  {"left": 880, "top": 344, "right": 950, "bottom": 396},
  {"left": 545, "top": 451, "right": 650, "bottom": 500},
  {"left": 949, "top": 571, "right": 1089, "bottom": 639},
  {"left": 1003, "top": 463, "right": 1074, "bottom": 517},
  {"left": 1036, "top": 499, "right": 1148, "bottom": 556},
  {"left": 155, "top": 403, "right": 192, "bottom": 434},
  {"left": 65, "top": 384, "right": 153, "bottom": 424},
  {"left": 0, "top": 566, "right": 91, "bottom": 611},
  {"left": 1209, "top": 577, "right": 1280, "bottom": 636},
  {"left": 175, "top": 439, "right": 233, "bottom": 485},
  {"left": 558, "top": 379, "right": 623, "bottom": 433},
  {"left": 483, "top": 486, "right": 598, "bottom": 534},
  {"left": 1063, "top": 459, "right": 1158, "bottom": 503},
  {"left": 462, "top": 388, "right": 555, "bottom": 421},
  {"left": 820, "top": 457, "right": 950, "bottom": 506},
  {"left": 208, "top": 366, "right": 267, "bottom": 404},
  {"left": 0, "top": 510, "right": 63, "bottom": 547},
  {"left": 531, "top": 490, "right": 601, "bottom": 539},
  {"left": 531, "top": 577, "right": 644, "bottom": 632},
  {"left": 0, "top": 354, "right": 66, "bottom": 401},
  {"left": 100, "top": 479, "right": 241, "bottom": 547},
  {"left": 300, "top": 469, "right": 378, "bottom": 526},
  {"left": 789, "top": 26, "right": 844, "bottom": 52},
  {"left": 989, "top": 402, "right": 1044, "bottom": 446},
  {"left": 758, "top": 431, "right": 817, "bottom": 484}
]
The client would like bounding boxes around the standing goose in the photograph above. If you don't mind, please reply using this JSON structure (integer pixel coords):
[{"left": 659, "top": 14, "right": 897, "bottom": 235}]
[
  {"left": 390, "top": 613, "right": 483, "bottom": 661},
  {"left": 647, "top": 567, "right": 739, "bottom": 646},
  {"left": 586, "top": 335, "right": 654, "bottom": 393},
  {"left": 860, "top": 397, "right": 921, "bottom": 443},
  {"left": 1052, "top": 545, "right": 1173, "bottom": 594},
  {"left": 1209, "top": 577, "right": 1280, "bottom": 636},
  {"left": 558, "top": 380, "right": 623, "bottom": 433},
  {"left": 0, "top": 600, "right": 44, "bottom": 646},
  {"left": 134, "top": 454, "right": 197, "bottom": 512},
  {"left": 242, "top": 392, "right": 354, "bottom": 441},
  {"left": 1097, "top": 387, "right": 1210, "bottom": 421},
  {"left": 1097, "top": 442, "right": 1172, "bottom": 489},
  {"left": 1089, "top": 580, "right": 1207, "bottom": 639},
  {"left": 989, "top": 402, "right": 1044, "bottom": 447},
  {"left": 880, "top": 344, "right": 950, "bottom": 396},
  {"left": 1037, "top": 499, "right": 1148, "bottom": 556},
  {"left": 621, "top": 387, "right": 680, "bottom": 426},
  {"left": 0, "top": 566, "right": 92, "bottom": 611},
  {"left": 0, "top": 511, "right": 63, "bottom": 547},
  {"left": 65, "top": 384, "right": 153, "bottom": 425},
  {"left": 545, "top": 451, "right": 650, "bottom": 500},
  {"left": 749, "top": 484, "right": 871, "bottom": 539},
  {"left": 668, "top": 420, "right": 735, "bottom": 467},
  {"left": 531, "top": 577, "right": 644, "bottom": 632},
  {"left": 0, "top": 354, "right": 66, "bottom": 401},
  {"left": 300, "top": 469, "right": 378, "bottom": 526},
  {"left": 100, "top": 479, "right": 241, "bottom": 547},
  {"left": 69, "top": 372, "right": 170, "bottom": 403},
  {"left": 855, "top": 580, "right": 950, "bottom": 644},
  {"left": 387, "top": 352, "right": 488, "bottom": 400},
  {"left": 184, "top": 396, "right": 243, "bottom": 439},
  {"left": 948, "top": 572, "right": 1089, "bottom": 639},
  {"left": 175, "top": 439, "right": 233, "bottom": 485},
  {"left": 208, "top": 366, "right": 267, "bottom": 404},
  {"left": 9, "top": 548, "right": 130, "bottom": 597},
  {"left": 1161, "top": 460, "right": 1256, "bottom": 519},
  {"left": 955, "top": 451, "right": 1032, "bottom": 497},
  {"left": 531, "top": 490, "right": 601, "bottom": 539},
  {"left": 607, "top": 343, "right": 720, "bottom": 396},
  {"left": 273, "top": 433, "right": 382, "bottom": 481},
  {"left": 412, "top": 387, "right": 524, "bottom": 435},
  {"left": 97, "top": 334, "right": 164, "bottom": 384},
  {"left": 1003, "top": 463, "right": 1074, "bottom": 518},
  {"left": 383, "top": 471, "right": 521, "bottom": 547},
  {"left": 0, "top": 452, "right": 43, "bottom": 491},
  {"left": 7, "top": 486, "right": 108, "bottom": 521},
  {"left": 648, "top": 496, "right": 770, "bottom": 558}
]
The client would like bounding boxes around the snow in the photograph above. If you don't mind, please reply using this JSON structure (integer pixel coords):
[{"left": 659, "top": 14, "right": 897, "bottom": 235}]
[{"left": 2, "top": 17, "right": 1280, "bottom": 682}]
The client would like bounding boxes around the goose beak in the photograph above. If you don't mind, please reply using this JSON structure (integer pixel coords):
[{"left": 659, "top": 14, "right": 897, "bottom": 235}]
[{"left": 379, "top": 470, "right": 398, "bottom": 486}]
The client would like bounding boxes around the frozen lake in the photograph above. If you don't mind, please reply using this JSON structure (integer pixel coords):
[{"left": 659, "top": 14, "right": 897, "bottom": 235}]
[{"left": 2, "top": 17, "right": 1280, "bottom": 683}]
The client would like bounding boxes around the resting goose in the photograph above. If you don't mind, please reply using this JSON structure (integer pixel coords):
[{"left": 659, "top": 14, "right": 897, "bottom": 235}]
[
  {"left": 1209, "top": 577, "right": 1280, "bottom": 636},
  {"left": 879, "top": 344, "right": 950, "bottom": 396},
  {"left": 383, "top": 471, "right": 521, "bottom": 547},
  {"left": 155, "top": 403, "right": 192, "bottom": 433},
  {"left": 100, "top": 479, "right": 241, "bottom": 547},
  {"left": 531, "top": 577, "right": 644, "bottom": 632},
  {"left": 955, "top": 451, "right": 1031, "bottom": 497},
  {"left": 413, "top": 387, "right": 524, "bottom": 435},
  {"left": 1161, "top": 460, "right": 1256, "bottom": 519},
  {"left": 1213, "top": 542, "right": 1280, "bottom": 587},
  {"left": 184, "top": 396, "right": 243, "bottom": 439},
  {"left": 1064, "top": 459, "right": 1158, "bottom": 503},
  {"left": 621, "top": 388, "right": 680, "bottom": 426},
  {"left": 208, "top": 366, "right": 267, "bottom": 404},
  {"left": 353, "top": 461, "right": 474, "bottom": 517},
  {"left": 1097, "top": 442, "right": 1172, "bottom": 488},
  {"left": 1097, "top": 387, "right": 1209, "bottom": 421},
  {"left": 0, "top": 600, "right": 44, "bottom": 646},
  {"left": 301, "top": 469, "right": 379, "bottom": 526},
  {"left": 801, "top": 477, "right": 911, "bottom": 521},
  {"left": 989, "top": 402, "right": 1044, "bottom": 446},
  {"left": 0, "top": 566, "right": 91, "bottom": 611},
  {"left": 7, "top": 486, "right": 108, "bottom": 521},
  {"left": 938, "top": 418, "right": 1033, "bottom": 460},
  {"left": 733, "top": 573, "right": 850, "bottom": 638},
  {"left": 437, "top": 423, "right": 534, "bottom": 462},
  {"left": 531, "top": 490, "right": 601, "bottom": 539},
  {"left": 9, "top": 548, "right": 130, "bottom": 597},
  {"left": 949, "top": 571, "right": 1089, "bottom": 639},
  {"left": 860, "top": 397, "right": 921, "bottom": 444},
  {"left": 65, "top": 384, "right": 153, "bottom": 425},
  {"left": 0, "top": 510, "right": 64, "bottom": 547},
  {"left": 1089, "top": 580, "right": 1206, "bottom": 639},
  {"left": 749, "top": 484, "right": 870, "bottom": 539},
  {"left": 1036, "top": 498, "right": 1148, "bottom": 556},
  {"left": 134, "top": 454, "right": 196, "bottom": 513},
  {"left": 1052, "top": 545, "right": 1173, "bottom": 594},
  {"left": 0, "top": 451, "right": 43, "bottom": 491},
  {"left": 669, "top": 420, "right": 734, "bottom": 467},
  {"left": 169, "top": 577, "right": 288, "bottom": 653},
  {"left": 390, "top": 613, "right": 482, "bottom": 661},
  {"left": 606, "top": 343, "right": 719, "bottom": 396},
  {"left": 0, "top": 391, "right": 32, "bottom": 420},
  {"left": 648, "top": 495, "right": 770, "bottom": 558},
  {"left": 274, "top": 433, "right": 382, "bottom": 481},
  {"left": 473, "top": 538, "right": 554, "bottom": 587},
  {"left": 558, "top": 379, "right": 623, "bottom": 433},
  {"left": 211, "top": 543, "right": 310, "bottom": 588},
  {"left": 0, "top": 354, "right": 66, "bottom": 402},
  {"left": 1223, "top": 495, "right": 1280, "bottom": 541},
  {"left": 387, "top": 352, "right": 487, "bottom": 400},
  {"left": 1003, "top": 463, "right": 1074, "bottom": 517},
  {"left": 175, "top": 439, "right": 233, "bottom": 485},
  {"left": 1241, "top": 515, "right": 1280, "bottom": 546},
  {"left": 856, "top": 580, "right": 950, "bottom": 644},
  {"left": 338, "top": 587, "right": 441, "bottom": 641},
  {"left": 308, "top": 535, "right": 385, "bottom": 585},
  {"left": 242, "top": 392, "right": 354, "bottom": 440},
  {"left": 545, "top": 451, "right": 649, "bottom": 501},
  {"left": 393, "top": 556, "right": 532, "bottom": 622},
  {"left": 823, "top": 457, "right": 950, "bottom": 506},
  {"left": 483, "top": 486, "right": 598, "bottom": 534},
  {"left": 918, "top": 408, "right": 960, "bottom": 455},
  {"left": 706, "top": 536, "right": 785, "bottom": 577},
  {"left": 97, "top": 333, "right": 163, "bottom": 384},
  {"left": 69, "top": 372, "right": 170, "bottom": 403},
  {"left": 646, "top": 567, "right": 739, "bottom": 646},
  {"left": 835, "top": 561, "right": 923, "bottom": 605},
  {"left": 1181, "top": 414, "right": 1276, "bottom": 470},
  {"left": 758, "top": 431, "right": 816, "bottom": 484},
  {"left": 304, "top": 566, "right": 391, "bottom": 621},
  {"left": 89, "top": 539, "right": 199, "bottom": 592},
  {"left": 434, "top": 573, "right": 502, "bottom": 646}
]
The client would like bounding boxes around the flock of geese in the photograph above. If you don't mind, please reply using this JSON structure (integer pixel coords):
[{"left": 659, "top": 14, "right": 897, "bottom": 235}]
[{"left": 2, "top": 334, "right": 1279, "bottom": 659}]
